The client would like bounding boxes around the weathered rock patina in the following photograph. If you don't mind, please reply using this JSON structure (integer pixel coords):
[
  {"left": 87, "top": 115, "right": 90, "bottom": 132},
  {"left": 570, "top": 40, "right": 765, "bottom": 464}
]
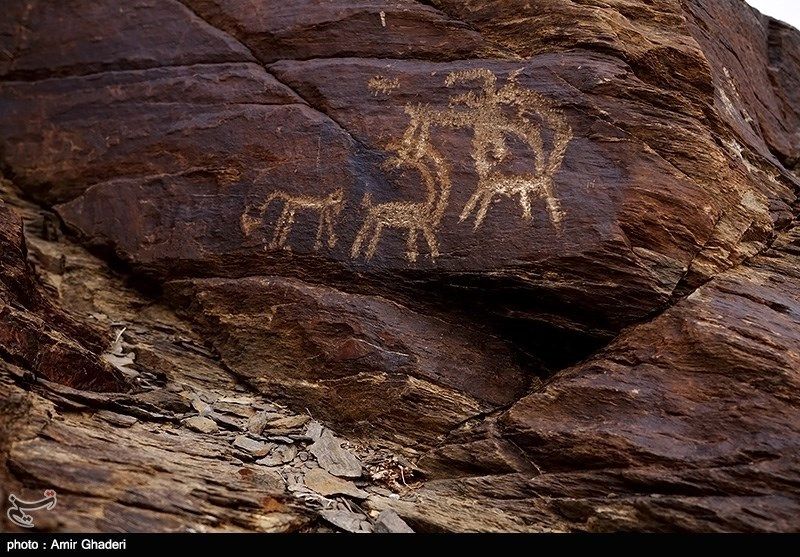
[{"left": 1, "top": 0, "right": 799, "bottom": 532}]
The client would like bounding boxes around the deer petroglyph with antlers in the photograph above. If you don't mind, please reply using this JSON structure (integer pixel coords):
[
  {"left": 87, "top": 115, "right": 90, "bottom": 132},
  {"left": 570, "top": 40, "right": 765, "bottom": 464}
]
[
  {"left": 445, "top": 68, "right": 572, "bottom": 230},
  {"left": 351, "top": 68, "right": 571, "bottom": 262}
]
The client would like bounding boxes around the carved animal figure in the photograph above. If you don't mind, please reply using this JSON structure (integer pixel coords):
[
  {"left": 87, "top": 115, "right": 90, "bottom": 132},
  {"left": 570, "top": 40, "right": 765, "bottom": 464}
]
[
  {"left": 350, "top": 68, "right": 570, "bottom": 263},
  {"left": 351, "top": 104, "right": 451, "bottom": 262},
  {"left": 447, "top": 69, "right": 572, "bottom": 229},
  {"left": 248, "top": 188, "right": 345, "bottom": 251}
]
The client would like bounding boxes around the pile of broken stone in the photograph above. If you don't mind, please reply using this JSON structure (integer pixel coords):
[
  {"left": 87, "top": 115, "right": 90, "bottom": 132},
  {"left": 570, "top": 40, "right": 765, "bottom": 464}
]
[{"left": 184, "top": 394, "right": 414, "bottom": 533}]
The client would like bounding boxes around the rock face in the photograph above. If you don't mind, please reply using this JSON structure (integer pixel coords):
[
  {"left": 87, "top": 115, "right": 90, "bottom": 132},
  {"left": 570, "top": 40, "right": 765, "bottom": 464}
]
[
  {"left": 167, "top": 275, "right": 530, "bottom": 447},
  {"left": 0, "top": 187, "right": 125, "bottom": 392},
  {"left": 182, "top": 0, "right": 487, "bottom": 62},
  {"left": 418, "top": 225, "right": 800, "bottom": 532},
  {"left": 0, "top": 183, "right": 395, "bottom": 533},
  {"left": 1, "top": 0, "right": 800, "bottom": 532}
]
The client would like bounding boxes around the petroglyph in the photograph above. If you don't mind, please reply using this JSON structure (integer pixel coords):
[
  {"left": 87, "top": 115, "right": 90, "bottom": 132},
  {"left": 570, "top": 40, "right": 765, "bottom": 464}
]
[
  {"left": 245, "top": 70, "right": 570, "bottom": 262},
  {"left": 242, "top": 189, "right": 345, "bottom": 251},
  {"left": 215, "top": 167, "right": 242, "bottom": 186},
  {"left": 368, "top": 75, "right": 400, "bottom": 96},
  {"left": 351, "top": 104, "right": 451, "bottom": 262},
  {"left": 352, "top": 68, "right": 571, "bottom": 262},
  {"left": 445, "top": 68, "right": 572, "bottom": 230}
]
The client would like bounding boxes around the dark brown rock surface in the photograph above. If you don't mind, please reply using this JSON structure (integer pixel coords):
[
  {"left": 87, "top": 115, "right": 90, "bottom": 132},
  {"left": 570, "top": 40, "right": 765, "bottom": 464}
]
[
  {"left": 414, "top": 223, "right": 800, "bottom": 532},
  {"left": 181, "top": 0, "right": 488, "bottom": 62},
  {"left": 167, "top": 275, "right": 530, "bottom": 446},
  {"left": 0, "top": 0, "right": 254, "bottom": 79},
  {"left": 1, "top": 0, "right": 799, "bottom": 532}
]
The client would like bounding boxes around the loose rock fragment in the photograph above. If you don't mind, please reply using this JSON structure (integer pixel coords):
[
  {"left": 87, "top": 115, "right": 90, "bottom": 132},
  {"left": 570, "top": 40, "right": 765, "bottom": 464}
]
[
  {"left": 374, "top": 509, "right": 414, "bottom": 533},
  {"left": 95, "top": 410, "right": 138, "bottom": 428},
  {"left": 247, "top": 411, "right": 272, "bottom": 435},
  {"left": 102, "top": 352, "right": 137, "bottom": 377},
  {"left": 309, "top": 430, "right": 362, "bottom": 478},
  {"left": 256, "top": 444, "right": 297, "bottom": 466},
  {"left": 183, "top": 415, "right": 219, "bottom": 434},
  {"left": 213, "top": 400, "right": 256, "bottom": 419},
  {"left": 267, "top": 435, "right": 296, "bottom": 444},
  {"left": 233, "top": 435, "right": 271, "bottom": 457},
  {"left": 305, "top": 420, "right": 324, "bottom": 441},
  {"left": 247, "top": 414, "right": 268, "bottom": 434},
  {"left": 267, "top": 414, "right": 310, "bottom": 430},
  {"left": 319, "top": 509, "right": 373, "bottom": 533},
  {"left": 208, "top": 412, "right": 244, "bottom": 431},
  {"left": 304, "top": 468, "right": 369, "bottom": 499},
  {"left": 191, "top": 397, "right": 213, "bottom": 416},
  {"left": 131, "top": 389, "right": 193, "bottom": 414}
]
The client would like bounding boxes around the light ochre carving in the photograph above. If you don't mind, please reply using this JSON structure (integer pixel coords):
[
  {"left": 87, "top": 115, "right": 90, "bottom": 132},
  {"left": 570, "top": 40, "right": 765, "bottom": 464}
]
[
  {"left": 351, "top": 104, "right": 451, "bottom": 262},
  {"left": 351, "top": 68, "right": 571, "bottom": 261},
  {"left": 247, "top": 69, "right": 570, "bottom": 260},
  {"left": 242, "top": 189, "right": 345, "bottom": 251},
  {"left": 443, "top": 69, "right": 572, "bottom": 229},
  {"left": 368, "top": 75, "right": 400, "bottom": 96}
]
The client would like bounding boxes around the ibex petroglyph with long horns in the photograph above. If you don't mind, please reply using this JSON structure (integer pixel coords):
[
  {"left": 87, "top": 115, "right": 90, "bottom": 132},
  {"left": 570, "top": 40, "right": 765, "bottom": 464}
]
[{"left": 351, "top": 104, "right": 451, "bottom": 262}]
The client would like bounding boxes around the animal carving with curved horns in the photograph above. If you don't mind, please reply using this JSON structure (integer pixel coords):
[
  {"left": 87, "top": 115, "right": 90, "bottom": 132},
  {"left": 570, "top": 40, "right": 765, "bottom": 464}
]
[
  {"left": 448, "top": 68, "right": 572, "bottom": 230},
  {"left": 351, "top": 104, "right": 451, "bottom": 262}
]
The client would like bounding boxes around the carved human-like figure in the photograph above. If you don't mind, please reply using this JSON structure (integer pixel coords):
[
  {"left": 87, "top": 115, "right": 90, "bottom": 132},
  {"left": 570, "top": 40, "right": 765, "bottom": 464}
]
[{"left": 446, "top": 68, "right": 572, "bottom": 230}]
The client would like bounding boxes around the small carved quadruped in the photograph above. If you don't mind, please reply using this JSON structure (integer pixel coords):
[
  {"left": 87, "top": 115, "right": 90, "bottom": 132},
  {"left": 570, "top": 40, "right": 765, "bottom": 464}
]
[{"left": 242, "top": 188, "right": 345, "bottom": 251}]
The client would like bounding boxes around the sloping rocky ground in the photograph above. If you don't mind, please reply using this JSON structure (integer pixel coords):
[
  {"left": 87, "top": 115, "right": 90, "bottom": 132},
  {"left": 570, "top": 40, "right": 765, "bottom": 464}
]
[
  {"left": 1, "top": 0, "right": 799, "bottom": 532},
  {"left": 0, "top": 180, "right": 418, "bottom": 532}
]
